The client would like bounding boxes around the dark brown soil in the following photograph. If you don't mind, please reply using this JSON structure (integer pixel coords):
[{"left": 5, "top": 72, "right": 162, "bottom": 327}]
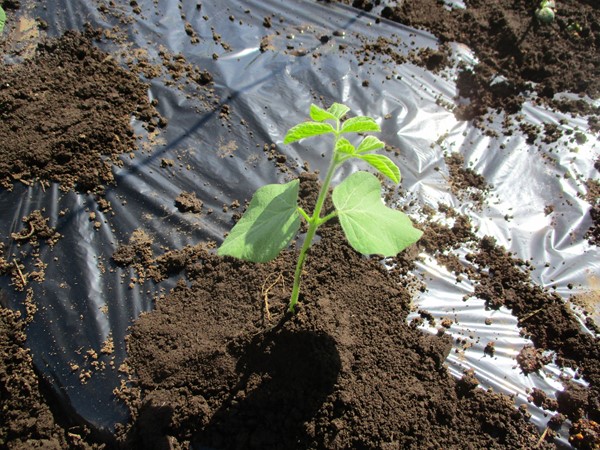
[
  {"left": 444, "top": 152, "right": 490, "bottom": 206},
  {"left": 584, "top": 169, "right": 600, "bottom": 246},
  {"left": 345, "top": 0, "right": 600, "bottom": 128},
  {"left": 0, "top": 29, "right": 163, "bottom": 192},
  {"left": 115, "top": 179, "right": 550, "bottom": 449}
]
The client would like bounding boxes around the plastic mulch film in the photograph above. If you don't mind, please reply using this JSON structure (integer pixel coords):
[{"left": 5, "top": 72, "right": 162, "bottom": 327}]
[{"left": 0, "top": 0, "right": 598, "bottom": 446}]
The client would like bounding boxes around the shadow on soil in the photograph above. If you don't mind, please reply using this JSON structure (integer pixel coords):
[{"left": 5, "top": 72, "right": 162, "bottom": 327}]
[{"left": 192, "top": 322, "right": 341, "bottom": 450}]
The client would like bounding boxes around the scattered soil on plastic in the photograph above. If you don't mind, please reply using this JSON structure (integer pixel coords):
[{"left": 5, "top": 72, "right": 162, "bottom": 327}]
[
  {"left": 345, "top": 0, "right": 600, "bottom": 128},
  {"left": 584, "top": 166, "right": 600, "bottom": 246},
  {"left": 0, "top": 29, "right": 163, "bottom": 192},
  {"left": 0, "top": 305, "right": 101, "bottom": 449},
  {"left": 462, "top": 235, "right": 600, "bottom": 444},
  {"left": 444, "top": 152, "right": 490, "bottom": 206},
  {"left": 0, "top": 210, "right": 61, "bottom": 291}
]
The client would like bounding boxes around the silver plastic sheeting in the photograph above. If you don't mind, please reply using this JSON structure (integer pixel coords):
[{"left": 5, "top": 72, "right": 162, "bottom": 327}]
[{"left": 0, "top": 0, "right": 598, "bottom": 445}]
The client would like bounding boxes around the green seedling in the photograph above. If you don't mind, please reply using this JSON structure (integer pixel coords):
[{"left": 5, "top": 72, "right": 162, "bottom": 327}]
[
  {"left": 535, "top": 0, "right": 555, "bottom": 24},
  {"left": 0, "top": 6, "right": 6, "bottom": 34},
  {"left": 218, "top": 103, "right": 423, "bottom": 313},
  {"left": 566, "top": 21, "right": 582, "bottom": 35}
]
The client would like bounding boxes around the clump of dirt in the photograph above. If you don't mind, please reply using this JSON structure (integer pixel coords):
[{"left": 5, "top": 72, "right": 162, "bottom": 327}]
[
  {"left": 111, "top": 229, "right": 156, "bottom": 288},
  {"left": 569, "top": 418, "right": 600, "bottom": 450},
  {"left": 112, "top": 229, "right": 211, "bottom": 285},
  {"left": 10, "top": 210, "right": 61, "bottom": 248},
  {"left": 516, "top": 345, "right": 553, "bottom": 375},
  {"left": 115, "top": 177, "right": 551, "bottom": 449},
  {"left": 419, "top": 209, "right": 476, "bottom": 253},
  {"left": 528, "top": 387, "right": 558, "bottom": 411},
  {"left": 584, "top": 170, "right": 600, "bottom": 246},
  {"left": 444, "top": 152, "right": 490, "bottom": 206},
  {"left": 0, "top": 29, "right": 164, "bottom": 192},
  {"left": 175, "top": 191, "right": 203, "bottom": 214},
  {"left": 556, "top": 382, "right": 590, "bottom": 422}
]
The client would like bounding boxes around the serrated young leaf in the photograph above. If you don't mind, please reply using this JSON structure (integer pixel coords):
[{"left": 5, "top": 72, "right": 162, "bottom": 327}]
[
  {"left": 340, "top": 116, "right": 380, "bottom": 134},
  {"left": 327, "top": 103, "right": 350, "bottom": 120},
  {"left": 335, "top": 137, "right": 356, "bottom": 155},
  {"left": 358, "top": 154, "right": 401, "bottom": 184},
  {"left": 332, "top": 172, "right": 422, "bottom": 256},
  {"left": 217, "top": 180, "right": 300, "bottom": 263},
  {"left": 356, "top": 135, "right": 385, "bottom": 154},
  {"left": 310, "top": 104, "right": 337, "bottom": 122},
  {"left": 283, "top": 122, "right": 335, "bottom": 144}
]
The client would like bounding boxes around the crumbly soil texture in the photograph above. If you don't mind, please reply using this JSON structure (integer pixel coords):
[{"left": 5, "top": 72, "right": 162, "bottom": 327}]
[
  {"left": 347, "top": 0, "right": 600, "bottom": 127},
  {"left": 0, "top": 29, "right": 163, "bottom": 192},
  {"left": 0, "top": 1, "right": 599, "bottom": 450},
  {"left": 114, "top": 178, "right": 551, "bottom": 449}
]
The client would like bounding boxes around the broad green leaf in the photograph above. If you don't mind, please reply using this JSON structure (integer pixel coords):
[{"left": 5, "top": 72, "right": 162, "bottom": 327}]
[
  {"left": 218, "top": 180, "right": 300, "bottom": 263},
  {"left": 284, "top": 122, "right": 335, "bottom": 144},
  {"left": 340, "top": 116, "right": 380, "bottom": 134},
  {"left": 358, "top": 154, "right": 401, "bottom": 184},
  {"left": 310, "top": 104, "right": 337, "bottom": 122},
  {"left": 356, "top": 135, "right": 385, "bottom": 154},
  {"left": 327, "top": 103, "right": 350, "bottom": 120},
  {"left": 335, "top": 137, "right": 355, "bottom": 155},
  {"left": 0, "top": 6, "right": 6, "bottom": 34},
  {"left": 332, "top": 172, "right": 422, "bottom": 256}
]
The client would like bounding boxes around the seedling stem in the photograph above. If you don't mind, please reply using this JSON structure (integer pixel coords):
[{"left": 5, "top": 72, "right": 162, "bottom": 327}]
[{"left": 218, "top": 103, "right": 423, "bottom": 313}]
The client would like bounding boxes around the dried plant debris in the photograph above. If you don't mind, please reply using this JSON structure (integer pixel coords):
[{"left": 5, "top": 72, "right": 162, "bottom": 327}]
[{"left": 0, "top": 211, "right": 60, "bottom": 291}]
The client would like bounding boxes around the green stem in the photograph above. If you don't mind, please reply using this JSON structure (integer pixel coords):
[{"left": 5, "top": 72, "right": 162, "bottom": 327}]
[{"left": 288, "top": 141, "right": 341, "bottom": 313}]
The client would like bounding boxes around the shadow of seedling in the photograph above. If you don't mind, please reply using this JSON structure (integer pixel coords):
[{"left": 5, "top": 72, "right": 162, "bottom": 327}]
[{"left": 193, "top": 322, "right": 341, "bottom": 450}]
